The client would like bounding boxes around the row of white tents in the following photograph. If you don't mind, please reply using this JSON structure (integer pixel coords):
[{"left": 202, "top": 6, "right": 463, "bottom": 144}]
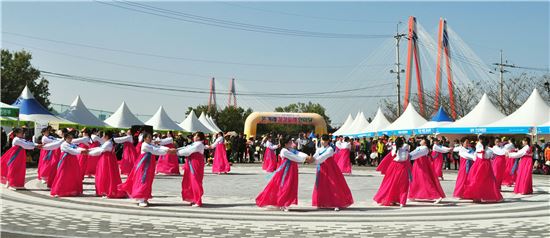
[
  {"left": 334, "top": 89, "right": 550, "bottom": 137},
  {"left": 5, "top": 86, "right": 222, "bottom": 133}
]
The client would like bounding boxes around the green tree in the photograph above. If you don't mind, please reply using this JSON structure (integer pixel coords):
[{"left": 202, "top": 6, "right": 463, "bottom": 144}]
[
  {"left": 1, "top": 49, "right": 51, "bottom": 108},
  {"left": 185, "top": 105, "right": 253, "bottom": 133}
]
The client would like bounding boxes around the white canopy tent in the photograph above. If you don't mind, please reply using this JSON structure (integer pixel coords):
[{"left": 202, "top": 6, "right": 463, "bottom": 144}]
[
  {"left": 144, "top": 106, "right": 183, "bottom": 131},
  {"left": 438, "top": 94, "right": 505, "bottom": 134},
  {"left": 357, "top": 107, "right": 391, "bottom": 136},
  {"left": 381, "top": 105, "right": 427, "bottom": 135},
  {"left": 207, "top": 115, "right": 223, "bottom": 132},
  {"left": 59, "top": 96, "right": 108, "bottom": 127},
  {"left": 12, "top": 86, "right": 73, "bottom": 123},
  {"left": 104, "top": 101, "right": 143, "bottom": 128},
  {"left": 343, "top": 112, "right": 370, "bottom": 136},
  {"left": 197, "top": 111, "right": 220, "bottom": 133},
  {"left": 333, "top": 114, "right": 354, "bottom": 136},
  {"left": 179, "top": 110, "right": 212, "bottom": 133},
  {"left": 483, "top": 89, "right": 550, "bottom": 134}
]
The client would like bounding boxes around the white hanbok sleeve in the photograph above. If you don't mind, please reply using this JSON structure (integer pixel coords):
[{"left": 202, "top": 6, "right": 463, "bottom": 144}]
[
  {"left": 459, "top": 149, "right": 475, "bottom": 160},
  {"left": 313, "top": 147, "right": 334, "bottom": 164},
  {"left": 508, "top": 145, "right": 529, "bottom": 159},
  {"left": 281, "top": 148, "right": 307, "bottom": 163},
  {"left": 491, "top": 146, "right": 506, "bottom": 156},
  {"left": 42, "top": 140, "right": 63, "bottom": 150},
  {"left": 13, "top": 137, "right": 38, "bottom": 150},
  {"left": 41, "top": 136, "right": 57, "bottom": 144},
  {"left": 409, "top": 146, "right": 429, "bottom": 161},
  {"left": 265, "top": 141, "right": 278, "bottom": 150},
  {"left": 159, "top": 137, "right": 174, "bottom": 146},
  {"left": 433, "top": 145, "right": 451, "bottom": 153},
  {"left": 142, "top": 143, "right": 170, "bottom": 156},
  {"left": 91, "top": 135, "right": 104, "bottom": 144},
  {"left": 210, "top": 137, "right": 223, "bottom": 149},
  {"left": 390, "top": 145, "right": 397, "bottom": 157},
  {"left": 177, "top": 142, "right": 205, "bottom": 157},
  {"left": 71, "top": 137, "right": 90, "bottom": 145},
  {"left": 61, "top": 142, "right": 84, "bottom": 155},
  {"left": 88, "top": 141, "right": 113, "bottom": 156},
  {"left": 113, "top": 135, "right": 132, "bottom": 144}
]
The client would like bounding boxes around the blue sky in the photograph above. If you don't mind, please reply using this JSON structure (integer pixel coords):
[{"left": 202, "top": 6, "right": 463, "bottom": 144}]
[{"left": 2, "top": 1, "right": 548, "bottom": 125}]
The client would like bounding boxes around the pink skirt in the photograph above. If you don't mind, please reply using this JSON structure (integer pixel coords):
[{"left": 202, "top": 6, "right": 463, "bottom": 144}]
[
  {"left": 118, "top": 152, "right": 156, "bottom": 200},
  {"left": 46, "top": 149, "right": 61, "bottom": 188},
  {"left": 156, "top": 144, "right": 180, "bottom": 175},
  {"left": 212, "top": 143, "right": 230, "bottom": 173},
  {"left": 262, "top": 148, "right": 277, "bottom": 172},
  {"left": 373, "top": 160, "right": 411, "bottom": 206},
  {"left": 256, "top": 159, "right": 299, "bottom": 207},
  {"left": 502, "top": 157, "right": 516, "bottom": 186},
  {"left": 95, "top": 151, "right": 126, "bottom": 198},
  {"left": 408, "top": 156, "right": 445, "bottom": 200},
  {"left": 312, "top": 157, "right": 354, "bottom": 208},
  {"left": 376, "top": 153, "right": 394, "bottom": 175},
  {"left": 335, "top": 149, "right": 352, "bottom": 174},
  {"left": 38, "top": 149, "right": 59, "bottom": 180},
  {"left": 51, "top": 153, "right": 83, "bottom": 197},
  {"left": 453, "top": 158, "right": 472, "bottom": 198},
  {"left": 462, "top": 159, "right": 502, "bottom": 202},
  {"left": 432, "top": 153, "right": 444, "bottom": 178},
  {"left": 181, "top": 152, "right": 205, "bottom": 206},
  {"left": 0, "top": 146, "right": 27, "bottom": 188},
  {"left": 119, "top": 142, "right": 138, "bottom": 175},
  {"left": 513, "top": 156, "right": 533, "bottom": 195},
  {"left": 491, "top": 155, "right": 506, "bottom": 189}
]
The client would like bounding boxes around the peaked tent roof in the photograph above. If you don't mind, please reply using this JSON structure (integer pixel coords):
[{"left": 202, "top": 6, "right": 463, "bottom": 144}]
[
  {"left": 59, "top": 96, "right": 107, "bottom": 127},
  {"left": 382, "top": 105, "right": 427, "bottom": 135},
  {"left": 484, "top": 89, "right": 550, "bottom": 134},
  {"left": 144, "top": 106, "right": 183, "bottom": 131},
  {"left": 360, "top": 107, "right": 391, "bottom": 135},
  {"left": 431, "top": 107, "right": 454, "bottom": 122},
  {"left": 178, "top": 110, "right": 211, "bottom": 133},
  {"left": 344, "top": 112, "right": 370, "bottom": 136},
  {"left": 198, "top": 112, "right": 220, "bottom": 133},
  {"left": 207, "top": 115, "right": 223, "bottom": 132},
  {"left": 439, "top": 94, "right": 505, "bottom": 134},
  {"left": 104, "top": 101, "right": 143, "bottom": 128},
  {"left": 333, "top": 114, "right": 354, "bottom": 136},
  {"left": 12, "top": 86, "right": 73, "bottom": 123},
  {"left": 414, "top": 107, "right": 454, "bottom": 134}
]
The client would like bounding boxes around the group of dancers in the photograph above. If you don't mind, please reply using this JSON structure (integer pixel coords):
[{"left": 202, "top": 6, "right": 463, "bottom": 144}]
[{"left": 1, "top": 126, "right": 535, "bottom": 211}]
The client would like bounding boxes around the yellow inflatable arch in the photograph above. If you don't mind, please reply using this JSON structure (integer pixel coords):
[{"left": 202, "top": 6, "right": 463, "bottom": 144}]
[{"left": 243, "top": 112, "right": 328, "bottom": 138}]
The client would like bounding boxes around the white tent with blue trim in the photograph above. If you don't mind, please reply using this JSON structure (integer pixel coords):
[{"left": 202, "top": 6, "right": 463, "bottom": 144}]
[
  {"left": 145, "top": 106, "right": 183, "bottom": 131},
  {"left": 11, "top": 86, "right": 72, "bottom": 123},
  {"left": 381, "top": 104, "right": 427, "bottom": 135},
  {"left": 59, "top": 96, "right": 108, "bottom": 127},
  {"left": 333, "top": 114, "right": 354, "bottom": 136},
  {"left": 104, "top": 101, "right": 143, "bottom": 128},
  {"left": 438, "top": 94, "right": 505, "bottom": 134}
]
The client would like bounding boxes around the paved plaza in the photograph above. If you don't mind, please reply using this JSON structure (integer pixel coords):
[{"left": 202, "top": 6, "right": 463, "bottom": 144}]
[{"left": 1, "top": 165, "right": 549, "bottom": 237}]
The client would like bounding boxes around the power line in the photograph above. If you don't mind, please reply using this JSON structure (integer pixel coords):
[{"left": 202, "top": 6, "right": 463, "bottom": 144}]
[
  {"left": 219, "top": 2, "right": 396, "bottom": 24},
  {"left": 94, "top": 0, "right": 392, "bottom": 39},
  {"left": 40, "top": 70, "right": 395, "bottom": 97},
  {"left": 3, "top": 31, "right": 378, "bottom": 69}
]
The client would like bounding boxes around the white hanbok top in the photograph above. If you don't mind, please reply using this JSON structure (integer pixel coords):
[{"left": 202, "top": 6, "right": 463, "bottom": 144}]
[
  {"left": 209, "top": 137, "right": 224, "bottom": 149},
  {"left": 72, "top": 137, "right": 92, "bottom": 146},
  {"left": 159, "top": 137, "right": 173, "bottom": 146},
  {"left": 409, "top": 145, "right": 429, "bottom": 161},
  {"left": 392, "top": 144, "right": 410, "bottom": 162},
  {"left": 12, "top": 137, "right": 38, "bottom": 149},
  {"left": 280, "top": 148, "right": 307, "bottom": 163},
  {"left": 313, "top": 146, "right": 334, "bottom": 164},
  {"left": 177, "top": 141, "right": 205, "bottom": 157},
  {"left": 41, "top": 135, "right": 59, "bottom": 144},
  {"left": 60, "top": 141, "right": 85, "bottom": 155},
  {"left": 264, "top": 141, "right": 278, "bottom": 150},
  {"left": 507, "top": 145, "right": 530, "bottom": 159},
  {"left": 432, "top": 144, "right": 451, "bottom": 153},
  {"left": 42, "top": 139, "right": 64, "bottom": 150},
  {"left": 91, "top": 134, "right": 104, "bottom": 145},
  {"left": 335, "top": 141, "right": 351, "bottom": 150},
  {"left": 141, "top": 142, "right": 169, "bottom": 156},
  {"left": 113, "top": 135, "right": 133, "bottom": 144},
  {"left": 88, "top": 140, "right": 114, "bottom": 156}
]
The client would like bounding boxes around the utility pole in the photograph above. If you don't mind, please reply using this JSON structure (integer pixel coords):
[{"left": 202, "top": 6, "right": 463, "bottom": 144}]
[
  {"left": 390, "top": 22, "right": 406, "bottom": 116},
  {"left": 493, "top": 50, "right": 514, "bottom": 111}
]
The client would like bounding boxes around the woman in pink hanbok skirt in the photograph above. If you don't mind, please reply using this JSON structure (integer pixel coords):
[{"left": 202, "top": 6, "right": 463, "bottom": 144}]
[
  {"left": 261, "top": 135, "right": 279, "bottom": 172},
  {"left": 376, "top": 152, "right": 394, "bottom": 175},
  {"left": 312, "top": 135, "right": 353, "bottom": 210},
  {"left": 408, "top": 140, "right": 445, "bottom": 203},
  {"left": 118, "top": 132, "right": 176, "bottom": 207},
  {"left": 115, "top": 133, "right": 138, "bottom": 175},
  {"left": 1, "top": 128, "right": 39, "bottom": 189},
  {"left": 431, "top": 140, "right": 452, "bottom": 180},
  {"left": 335, "top": 137, "right": 352, "bottom": 174},
  {"left": 507, "top": 137, "right": 533, "bottom": 195},
  {"left": 256, "top": 136, "right": 310, "bottom": 211},
  {"left": 89, "top": 132, "right": 126, "bottom": 198},
  {"left": 453, "top": 139, "right": 475, "bottom": 198},
  {"left": 177, "top": 132, "right": 207, "bottom": 207},
  {"left": 210, "top": 132, "right": 230, "bottom": 174},
  {"left": 373, "top": 137, "right": 411, "bottom": 207},
  {"left": 156, "top": 135, "right": 180, "bottom": 175},
  {"left": 462, "top": 137, "right": 503, "bottom": 203},
  {"left": 51, "top": 134, "right": 89, "bottom": 197}
]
